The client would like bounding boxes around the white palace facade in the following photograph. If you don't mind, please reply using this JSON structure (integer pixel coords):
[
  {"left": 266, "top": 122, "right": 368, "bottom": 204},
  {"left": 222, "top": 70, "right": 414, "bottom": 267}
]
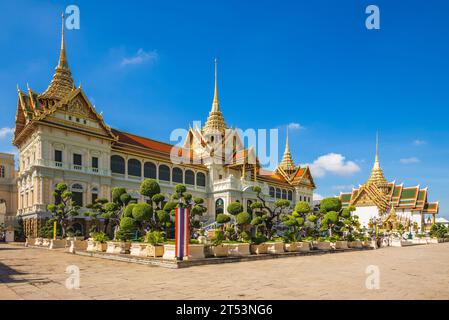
[{"left": 6, "top": 22, "right": 315, "bottom": 237}]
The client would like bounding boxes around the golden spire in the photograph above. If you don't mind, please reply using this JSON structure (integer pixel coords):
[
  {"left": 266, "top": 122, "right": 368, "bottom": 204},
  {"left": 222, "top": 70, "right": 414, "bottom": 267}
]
[
  {"left": 366, "top": 132, "right": 388, "bottom": 191},
  {"left": 279, "top": 126, "right": 297, "bottom": 174},
  {"left": 203, "top": 58, "right": 227, "bottom": 136},
  {"left": 40, "top": 13, "right": 75, "bottom": 101}
]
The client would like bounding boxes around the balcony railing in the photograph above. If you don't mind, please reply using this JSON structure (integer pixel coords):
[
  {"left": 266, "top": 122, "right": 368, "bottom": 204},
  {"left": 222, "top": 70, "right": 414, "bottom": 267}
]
[{"left": 33, "top": 159, "right": 111, "bottom": 176}]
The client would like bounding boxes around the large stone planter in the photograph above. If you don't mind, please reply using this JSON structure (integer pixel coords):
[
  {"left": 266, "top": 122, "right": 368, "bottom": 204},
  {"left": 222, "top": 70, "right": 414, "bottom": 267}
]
[
  {"left": 210, "top": 244, "right": 229, "bottom": 257},
  {"left": 147, "top": 244, "right": 164, "bottom": 257},
  {"left": 250, "top": 243, "right": 268, "bottom": 254},
  {"left": 315, "top": 241, "right": 331, "bottom": 250},
  {"left": 226, "top": 243, "right": 250, "bottom": 257},
  {"left": 284, "top": 242, "right": 298, "bottom": 252},
  {"left": 348, "top": 241, "right": 363, "bottom": 248},
  {"left": 106, "top": 241, "right": 131, "bottom": 254},
  {"left": 130, "top": 243, "right": 149, "bottom": 257},
  {"left": 266, "top": 242, "right": 285, "bottom": 254},
  {"left": 49, "top": 239, "right": 66, "bottom": 249},
  {"left": 297, "top": 241, "right": 311, "bottom": 252},
  {"left": 41, "top": 238, "right": 51, "bottom": 247},
  {"left": 333, "top": 241, "right": 348, "bottom": 250},
  {"left": 162, "top": 244, "right": 176, "bottom": 260},
  {"left": 362, "top": 240, "right": 372, "bottom": 248},
  {"left": 187, "top": 244, "right": 205, "bottom": 260},
  {"left": 68, "top": 240, "right": 88, "bottom": 253},
  {"left": 428, "top": 238, "right": 443, "bottom": 244},
  {"left": 25, "top": 237, "right": 35, "bottom": 247},
  {"left": 162, "top": 243, "right": 205, "bottom": 260},
  {"left": 95, "top": 242, "right": 107, "bottom": 252},
  {"left": 34, "top": 237, "right": 43, "bottom": 246}
]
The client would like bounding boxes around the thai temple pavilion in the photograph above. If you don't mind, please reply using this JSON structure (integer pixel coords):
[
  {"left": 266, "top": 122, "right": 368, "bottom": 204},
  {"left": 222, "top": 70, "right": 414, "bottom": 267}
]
[{"left": 339, "top": 136, "right": 439, "bottom": 233}]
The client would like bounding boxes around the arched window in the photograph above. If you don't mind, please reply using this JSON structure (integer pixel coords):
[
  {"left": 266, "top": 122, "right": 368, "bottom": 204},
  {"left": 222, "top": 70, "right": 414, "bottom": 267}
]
[
  {"left": 269, "top": 186, "right": 275, "bottom": 197},
  {"left": 185, "top": 170, "right": 195, "bottom": 185},
  {"left": 215, "top": 198, "right": 224, "bottom": 217},
  {"left": 197, "top": 172, "right": 206, "bottom": 187},
  {"left": 159, "top": 165, "right": 170, "bottom": 181},
  {"left": 0, "top": 165, "right": 4, "bottom": 178},
  {"left": 275, "top": 188, "right": 281, "bottom": 199},
  {"left": 172, "top": 167, "right": 183, "bottom": 183},
  {"left": 111, "top": 155, "right": 125, "bottom": 174},
  {"left": 288, "top": 190, "right": 293, "bottom": 201},
  {"left": 282, "top": 189, "right": 287, "bottom": 200},
  {"left": 128, "top": 159, "right": 141, "bottom": 177},
  {"left": 144, "top": 162, "right": 156, "bottom": 179}
]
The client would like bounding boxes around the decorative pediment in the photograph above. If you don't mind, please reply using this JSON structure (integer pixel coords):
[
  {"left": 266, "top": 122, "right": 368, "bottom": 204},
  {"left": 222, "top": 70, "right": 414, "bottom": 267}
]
[
  {"left": 65, "top": 94, "right": 92, "bottom": 118},
  {"left": 351, "top": 189, "right": 376, "bottom": 207}
]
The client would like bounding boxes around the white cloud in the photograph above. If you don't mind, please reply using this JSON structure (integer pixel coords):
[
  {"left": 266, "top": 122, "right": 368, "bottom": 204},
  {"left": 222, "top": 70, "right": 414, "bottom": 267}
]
[
  {"left": 413, "top": 139, "right": 426, "bottom": 146},
  {"left": 287, "top": 122, "right": 305, "bottom": 130},
  {"left": 121, "top": 49, "right": 158, "bottom": 66},
  {"left": 304, "top": 153, "right": 361, "bottom": 178},
  {"left": 332, "top": 184, "right": 355, "bottom": 191},
  {"left": 0, "top": 127, "right": 13, "bottom": 139},
  {"left": 313, "top": 193, "right": 324, "bottom": 200},
  {"left": 400, "top": 157, "right": 420, "bottom": 164}
]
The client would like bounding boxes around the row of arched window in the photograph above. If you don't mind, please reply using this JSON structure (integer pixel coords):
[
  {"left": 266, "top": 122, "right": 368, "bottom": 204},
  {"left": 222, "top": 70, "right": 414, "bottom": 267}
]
[
  {"left": 111, "top": 155, "right": 206, "bottom": 187},
  {"left": 269, "top": 187, "right": 293, "bottom": 201},
  {"left": 0, "top": 165, "right": 5, "bottom": 178}
]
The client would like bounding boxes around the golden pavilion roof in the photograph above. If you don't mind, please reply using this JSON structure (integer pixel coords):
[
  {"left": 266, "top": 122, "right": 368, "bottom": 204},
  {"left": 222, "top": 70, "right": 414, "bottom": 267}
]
[
  {"left": 40, "top": 14, "right": 75, "bottom": 101},
  {"left": 203, "top": 58, "right": 227, "bottom": 136},
  {"left": 366, "top": 134, "right": 388, "bottom": 189},
  {"left": 278, "top": 129, "right": 297, "bottom": 174}
]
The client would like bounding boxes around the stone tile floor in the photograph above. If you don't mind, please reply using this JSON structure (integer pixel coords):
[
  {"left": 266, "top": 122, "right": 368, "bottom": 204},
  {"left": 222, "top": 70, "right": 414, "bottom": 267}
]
[{"left": 1, "top": 243, "right": 448, "bottom": 299}]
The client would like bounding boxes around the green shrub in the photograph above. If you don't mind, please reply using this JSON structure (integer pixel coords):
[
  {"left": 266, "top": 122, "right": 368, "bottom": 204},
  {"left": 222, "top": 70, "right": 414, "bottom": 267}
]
[
  {"left": 211, "top": 229, "right": 225, "bottom": 246},
  {"left": 320, "top": 197, "right": 342, "bottom": 213},
  {"left": 251, "top": 217, "right": 263, "bottom": 226},
  {"left": 151, "top": 193, "right": 165, "bottom": 205},
  {"left": 163, "top": 201, "right": 178, "bottom": 212},
  {"left": 132, "top": 203, "right": 153, "bottom": 222},
  {"left": 216, "top": 213, "right": 231, "bottom": 224},
  {"left": 294, "top": 201, "right": 311, "bottom": 214},
  {"left": 236, "top": 212, "right": 251, "bottom": 225},
  {"left": 144, "top": 230, "right": 165, "bottom": 245},
  {"left": 112, "top": 187, "right": 127, "bottom": 203},
  {"left": 118, "top": 217, "right": 137, "bottom": 240},
  {"left": 251, "top": 234, "right": 268, "bottom": 245},
  {"left": 156, "top": 210, "right": 171, "bottom": 224},
  {"left": 92, "top": 232, "right": 109, "bottom": 243},
  {"left": 140, "top": 179, "right": 161, "bottom": 198},
  {"left": 124, "top": 203, "right": 136, "bottom": 217},
  {"left": 227, "top": 202, "right": 243, "bottom": 216},
  {"left": 105, "top": 202, "right": 119, "bottom": 212},
  {"left": 239, "top": 230, "right": 251, "bottom": 242}
]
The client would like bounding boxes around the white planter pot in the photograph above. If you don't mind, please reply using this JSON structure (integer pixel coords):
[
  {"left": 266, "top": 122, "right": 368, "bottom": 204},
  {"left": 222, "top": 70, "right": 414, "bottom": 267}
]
[
  {"left": 95, "top": 242, "right": 107, "bottom": 252},
  {"left": 333, "top": 241, "right": 348, "bottom": 249},
  {"left": 86, "top": 239, "right": 96, "bottom": 252},
  {"left": 250, "top": 243, "right": 268, "bottom": 254},
  {"left": 284, "top": 243, "right": 298, "bottom": 252},
  {"left": 25, "top": 237, "right": 35, "bottom": 247},
  {"left": 186, "top": 244, "right": 205, "bottom": 260},
  {"left": 49, "top": 239, "right": 66, "bottom": 249},
  {"left": 210, "top": 244, "right": 229, "bottom": 257},
  {"left": 106, "top": 241, "right": 131, "bottom": 254},
  {"left": 266, "top": 242, "right": 285, "bottom": 254},
  {"left": 315, "top": 241, "right": 331, "bottom": 250},
  {"left": 348, "top": 241, "right": 363, "bottom": 248},
  {"left": 225, "top": 243, "right": 250, "bottom": 256},
  {"left": 297, "top": 241, "right": 311, "bottom": 252},
  {"left": 162, "top": 244, "right": 176, "bottom": 260},
  {"left": 68, "top": 240, "right": 88, "bottom": 253}
]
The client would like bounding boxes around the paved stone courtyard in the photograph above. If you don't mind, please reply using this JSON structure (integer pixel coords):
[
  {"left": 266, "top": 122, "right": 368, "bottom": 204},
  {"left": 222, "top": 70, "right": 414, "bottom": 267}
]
[{"left": 1, "top": 243, "right": 448, "bottom": 300}]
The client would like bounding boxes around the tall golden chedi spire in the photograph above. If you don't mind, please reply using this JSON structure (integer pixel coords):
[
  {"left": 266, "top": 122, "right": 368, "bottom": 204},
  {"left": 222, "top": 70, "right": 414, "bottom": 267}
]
[
  {"left": 203, "top": 58, "right": 227, "bottom": 136},
  {"left": 40, "top": 13, "right": 75, "bottom": 101},
  {"left": 366, "top": 133, "right": 389, "bottom": 192},
  {"left": 279, "top": 127, "right": 297, "bottom": 174}
]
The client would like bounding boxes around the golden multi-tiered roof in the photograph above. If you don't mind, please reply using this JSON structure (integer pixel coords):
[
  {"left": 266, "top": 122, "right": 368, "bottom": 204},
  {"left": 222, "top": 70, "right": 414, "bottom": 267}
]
[
  {"left": 366, "top": 134, "right": 389, "bottom": 192},
  {"left": 279, "top": 129, "right": 297, "bottom": 174},
  {"left": 203, "top": 59, "right": 227, "bottom": 136},
  {"left": 40, "top": 14, "right": 75, "bottom": 101}
]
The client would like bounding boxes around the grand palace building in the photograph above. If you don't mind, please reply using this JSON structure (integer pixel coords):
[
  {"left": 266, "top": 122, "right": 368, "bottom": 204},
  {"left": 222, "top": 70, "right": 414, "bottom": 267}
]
[{"left": 1, "top": 20, "right": 315, "bottom": 237}]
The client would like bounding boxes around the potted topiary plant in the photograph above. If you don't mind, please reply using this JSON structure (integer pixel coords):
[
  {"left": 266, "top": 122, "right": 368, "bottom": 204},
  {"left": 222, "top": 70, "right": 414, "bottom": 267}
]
[
  {"left": 225, "top": 211, "right": 251, "bottom": 257},
  {"left": 266, "top": 237, "right": 285, "bottom": 254},
  {"left": 250, "top": 234, "right": 268, "bottom": 254},
  {"left": 145, "top": 230, "right": 165, "bottom": 257},
  {"left": 91, "top": 232, "right": 109, "bottom": 252},
  {"left": 208, "top": 229, "right": 229, "bottom": 257},
  {"left": 314, "top": 236, "right": 331, "bottom": 250},
  {"left": 330, "top": 234, "right": 348, "bottom": 250}
]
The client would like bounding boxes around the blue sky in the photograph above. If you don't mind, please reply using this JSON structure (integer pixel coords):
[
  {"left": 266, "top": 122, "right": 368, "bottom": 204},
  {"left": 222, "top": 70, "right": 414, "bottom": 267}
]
[{"left": 0, "top": 0, "right": 448, "bottom": 218}]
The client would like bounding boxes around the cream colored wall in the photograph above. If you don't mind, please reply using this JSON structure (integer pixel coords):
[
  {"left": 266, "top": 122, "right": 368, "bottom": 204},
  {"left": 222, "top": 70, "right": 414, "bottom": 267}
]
[{"left": 0, "top": 153, "right": 18, "bottom": 225}]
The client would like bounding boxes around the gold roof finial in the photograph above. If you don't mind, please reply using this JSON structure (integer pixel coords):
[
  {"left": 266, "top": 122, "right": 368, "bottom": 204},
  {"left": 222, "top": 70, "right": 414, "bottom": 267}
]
[
  {"left": 366, "top": 132, "right": 388, "bottom": 190},
  {"left": 203, "top": 58, "right": 227, "bottom": 136},
  {"left": 279, "top": 126, "right": 297, "bottom": 174},
  {"left": 40, "top": 13, "right": 75, "bottom": 101}
]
